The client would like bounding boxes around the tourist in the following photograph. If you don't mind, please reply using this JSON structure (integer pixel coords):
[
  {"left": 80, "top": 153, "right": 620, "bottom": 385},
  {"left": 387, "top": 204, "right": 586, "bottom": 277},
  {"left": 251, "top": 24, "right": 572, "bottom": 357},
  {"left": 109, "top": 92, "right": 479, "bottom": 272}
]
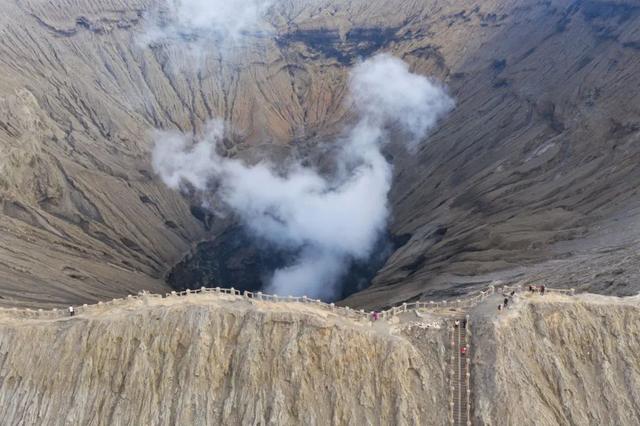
[
  {"left": 68, "top": 306, "right": 74, "bottom": 317},
  {"left": 541, "top": 285, "right": 546, "bottom": 295}
]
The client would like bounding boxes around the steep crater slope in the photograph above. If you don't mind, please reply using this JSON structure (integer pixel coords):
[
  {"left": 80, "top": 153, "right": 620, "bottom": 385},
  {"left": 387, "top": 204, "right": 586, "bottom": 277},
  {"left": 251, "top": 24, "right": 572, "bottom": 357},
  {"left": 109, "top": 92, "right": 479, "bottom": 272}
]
[
  {"left": 344, "top": 0, "right": 640, "bottom": 308},
  {"left": 0, "top": 0, "right": 449, "bottom": 307},
  {"left": 1, "top": 0, "right": 640, "bottom": 307}
]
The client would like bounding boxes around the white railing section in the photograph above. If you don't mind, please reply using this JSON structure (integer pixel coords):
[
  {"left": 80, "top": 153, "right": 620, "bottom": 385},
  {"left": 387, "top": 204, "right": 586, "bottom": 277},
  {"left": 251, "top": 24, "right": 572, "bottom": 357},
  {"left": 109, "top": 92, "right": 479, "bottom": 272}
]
[{"left": 0, "top": 283, "right": 575, "bottom": 321}]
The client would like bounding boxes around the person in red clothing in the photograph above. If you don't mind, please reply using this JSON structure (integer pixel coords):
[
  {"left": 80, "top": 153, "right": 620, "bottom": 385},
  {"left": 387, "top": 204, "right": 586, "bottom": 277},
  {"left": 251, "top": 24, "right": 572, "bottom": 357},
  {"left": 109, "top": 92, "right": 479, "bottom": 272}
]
[{"left": 461, "top": 346, "right": 468, "bottom": 356}]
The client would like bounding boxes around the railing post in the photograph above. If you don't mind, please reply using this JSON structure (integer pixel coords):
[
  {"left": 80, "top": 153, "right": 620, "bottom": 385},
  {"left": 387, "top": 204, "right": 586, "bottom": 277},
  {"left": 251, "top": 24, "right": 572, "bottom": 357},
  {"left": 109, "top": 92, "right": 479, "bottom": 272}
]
[{"left": 402, "top": 303, "right": 407, "bottom": 312}]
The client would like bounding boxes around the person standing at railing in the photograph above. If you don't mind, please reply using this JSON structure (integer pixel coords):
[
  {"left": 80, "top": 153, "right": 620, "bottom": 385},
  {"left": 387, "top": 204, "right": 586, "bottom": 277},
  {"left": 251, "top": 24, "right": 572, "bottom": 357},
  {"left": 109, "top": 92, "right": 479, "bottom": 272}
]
[
  {"left": 540, "top": 285, "right": 545, "bottom": 295},
  {"left": 68, "top": 306, "right": 75, "bottom": 317}
]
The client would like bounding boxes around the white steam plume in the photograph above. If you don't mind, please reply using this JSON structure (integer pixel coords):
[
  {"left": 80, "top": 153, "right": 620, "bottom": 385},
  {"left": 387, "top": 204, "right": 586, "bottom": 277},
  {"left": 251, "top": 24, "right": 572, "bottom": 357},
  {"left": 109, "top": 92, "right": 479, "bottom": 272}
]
[
  {"left": 152, "top": 54, "right": 454, "bottom": 299},
  {"left": 141, "top": 0, "right": 273, "bottom": 46}
]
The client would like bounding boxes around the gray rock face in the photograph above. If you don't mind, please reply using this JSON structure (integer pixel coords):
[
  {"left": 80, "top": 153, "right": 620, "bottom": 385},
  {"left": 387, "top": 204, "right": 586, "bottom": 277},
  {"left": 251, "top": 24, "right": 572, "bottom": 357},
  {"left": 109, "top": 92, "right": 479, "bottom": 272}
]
[{"left": 2, "top": 0, "right": 640, "bottom": 307}]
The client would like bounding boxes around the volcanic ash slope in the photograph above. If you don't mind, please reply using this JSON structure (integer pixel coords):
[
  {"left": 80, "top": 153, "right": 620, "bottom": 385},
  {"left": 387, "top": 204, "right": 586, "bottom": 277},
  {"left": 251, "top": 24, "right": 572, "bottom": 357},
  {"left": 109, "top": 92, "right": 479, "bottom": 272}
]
[
  {"left": 472, "top": 293, "right": 640, "bottom": 426},
  {"left": 0, "top": 295, "right": 449, "bottom": 425}
]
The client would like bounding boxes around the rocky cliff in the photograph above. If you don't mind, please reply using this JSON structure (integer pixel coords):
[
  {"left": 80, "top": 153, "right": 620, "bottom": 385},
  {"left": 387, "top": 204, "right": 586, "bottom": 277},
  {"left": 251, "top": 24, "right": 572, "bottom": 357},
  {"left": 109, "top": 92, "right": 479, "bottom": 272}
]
[
  {"left": 0, "top": 294, "right": 449, "bottom": 425},
  {"left": 1, "top": 291, "right": 638, "bottom": 425},
  {"left": 472, "top": 293, "right": 640, "bottom": 425}
]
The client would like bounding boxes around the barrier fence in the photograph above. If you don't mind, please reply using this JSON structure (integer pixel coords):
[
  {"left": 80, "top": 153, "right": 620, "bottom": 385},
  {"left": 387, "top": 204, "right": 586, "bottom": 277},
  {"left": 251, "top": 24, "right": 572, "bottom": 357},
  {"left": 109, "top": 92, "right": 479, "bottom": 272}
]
[{"left": 0, "top": 283, "right": 575, "bottom": 321}]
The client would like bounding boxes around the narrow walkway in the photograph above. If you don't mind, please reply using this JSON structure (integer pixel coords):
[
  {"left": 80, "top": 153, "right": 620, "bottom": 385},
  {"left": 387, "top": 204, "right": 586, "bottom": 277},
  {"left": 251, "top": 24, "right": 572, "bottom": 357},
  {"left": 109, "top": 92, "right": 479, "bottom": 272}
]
[{"left": 451, "top": 317, "right": 471, "bottom": 425}]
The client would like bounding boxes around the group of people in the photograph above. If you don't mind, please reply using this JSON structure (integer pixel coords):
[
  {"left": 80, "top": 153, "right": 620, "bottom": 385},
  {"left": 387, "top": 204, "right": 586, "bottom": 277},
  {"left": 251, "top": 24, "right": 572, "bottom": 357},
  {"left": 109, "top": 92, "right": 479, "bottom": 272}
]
[
  {"left": 454, "top": 320, "right": 469, "bottom": 356},
  {"left": 497, "top": 284, "right": 547, "bottom": 312},
  {"left": 497, "top": 290, "right": 516, "bottom": 311},
  {"left": 528, "top": 285, "right": 546, "bottom": 295},
  {"left": 454, "top": 319, "right": 467, "bottom": 328}
]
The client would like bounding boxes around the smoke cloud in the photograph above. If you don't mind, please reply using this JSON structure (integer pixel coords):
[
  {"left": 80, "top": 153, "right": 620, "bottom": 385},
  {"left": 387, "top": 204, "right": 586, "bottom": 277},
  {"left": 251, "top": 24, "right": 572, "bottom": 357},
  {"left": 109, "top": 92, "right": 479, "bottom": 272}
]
[
  {"left": 153, "top": 54, "right": 453, "bottom": 299},
  {"left": 140, "top": 0, "right": 273, "bottom": 46}
]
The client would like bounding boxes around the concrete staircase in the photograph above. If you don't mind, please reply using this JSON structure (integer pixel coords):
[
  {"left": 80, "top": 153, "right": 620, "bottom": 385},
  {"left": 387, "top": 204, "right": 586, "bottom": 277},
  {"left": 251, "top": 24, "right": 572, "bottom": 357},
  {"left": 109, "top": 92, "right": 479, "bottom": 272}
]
[{"left": 451, "top": 317, "right": 471, "bottom": 425}]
